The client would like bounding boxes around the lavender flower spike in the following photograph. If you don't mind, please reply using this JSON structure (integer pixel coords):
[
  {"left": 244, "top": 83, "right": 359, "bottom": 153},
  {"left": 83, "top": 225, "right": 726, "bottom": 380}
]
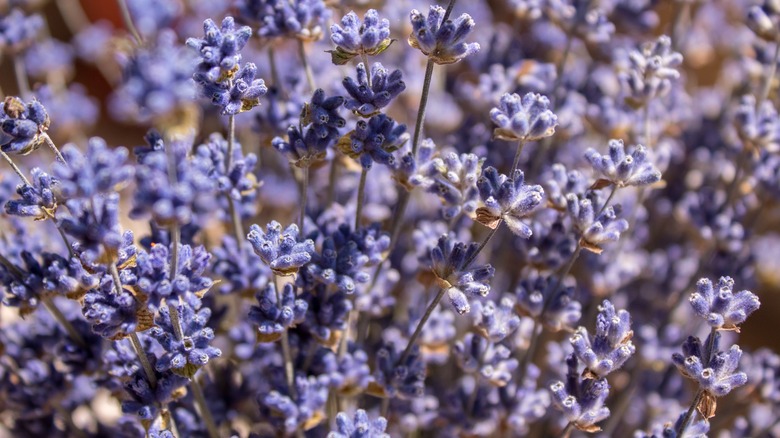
[
  {"left": 408, "top": 6, "right": 480, "bottom": 65},
  {"left": 186, "top": 16, "right": 252, "bottom": 83},
  {"left": 248, "top": 282, "right": 307, "bottom": 342},
  {"left": 247, "top": 221, "right": 315, "bottom": 276},
  {"left": 329, "top": 9, "right": 393, "bottom": 64},
  {"left": 4, "top": 168, "right": 57, "bottom": 219},
  {"left": 476, "top": 167, "right": 545, "bottom": 238},
  {"left": 329, "top": 409, "right": 390, "bottom": 438},
  {"left": 490, "top": 93, "right": 558, "bottom": 142},
  {"left": 550, "top": 362, "right": 611, "bottom": 433},
  {"left": 689, "top": 277, "right": 760, "bottom": 332},
  {"left": 343, "top": 63, "right": 406, "bottom": 117},
  {"left": 430, "top": 234, "right": 495, "bottom": 315},
  {"left": 1, "top": 97, "right": 50, "bottom": 155},
  {"left": 570, "top": 300, "right": 636, "bottom": 378},
  {"left": 566, "top": 194, "right": 629, "bottom": 253},
  {"left": 584, "top": 139, "right": 662, "bottom": 188},
  {"left": 672, "top": 336, "right": 748, "bottom": 398}
]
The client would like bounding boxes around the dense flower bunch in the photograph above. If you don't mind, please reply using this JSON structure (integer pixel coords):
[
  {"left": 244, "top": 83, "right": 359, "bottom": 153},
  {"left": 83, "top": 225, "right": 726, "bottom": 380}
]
[{"left": 0, "top": 1, "right": 778, "bottom": 437}]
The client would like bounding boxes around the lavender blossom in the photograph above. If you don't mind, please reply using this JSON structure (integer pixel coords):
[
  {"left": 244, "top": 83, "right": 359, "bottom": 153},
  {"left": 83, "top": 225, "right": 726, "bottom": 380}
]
[
  {"left": 584, "top": 140, "right": 662, "bottom": 188},
  {"left": 0, "top": 8, "right": 43, "bottom": 52},
  {"left": 53, "top": 138, "right": 134, "bottom": 199},
  {"left": 258, "top": 375, "right": 330, "bottom": 433},
  {"left": 549, "top": 355, "right": 611, "bottom": 433},
  {"left": 0, "top": 97, "right": 49, "bottom": 155},
  {"left": 570, "top": 300, "right": 636, "bottom": 378},
  {"left": 430, "top": 234, "right": 495, "bottom": 315},
  {"left": 251, "top": 0, "right": 331, "bottom": 41},
  {"left": 4, "top": 168, "right": 57, "bottom": 219},
  {"left": 329, "top": 9, "right": 393, "bottom": 64},
  {"left": 515, "top": 273, "right": 581, "bottom": 332},
  {"left": 249, "top": 282, "right": 307, "bottom": 342},
  {"left": 408, "top": 6, "right": 480, "bottom": 64},
  {"left": 621, "top": 35, "right": 683, "bottom": 108},
  {"left": 248, "top": 221, "right": 314, "bottom": 276},
  {"left": 369, "top": 344, "right": 425, "bottom": 399},
  {"left": 410, "top": 142, "right": 482, "bottom": 219},
  {"left": 472, "top": 298, "right": 522, "bottom": 342},
  {"left": 566, "top": 194, "right": 629, "bottom": 253},
  {"left": 476, "top": 167, "right": 545, "bottom": 238},
  {"left": 673, "top": 335, "right": 748, "bottom": 397},
  {"left": 734, "top": 94, "right": 780, "bottom": 153},
  {"left": 490, "top": 92, "right": 558, "bottom": 142},
  {"left": 150, "top": 297, "right": 222, "bottom": 376},
  {"left": 329, "top": 409, "right": 389, "bottom": 438},
  {"left": 689, "top": 277, "right": 760, "bottom": 331},
  {"left": 187, "top": 16, "right": 252, "bottom": 83},
  {"left": 343, "top": 63, "right": 406, "bottom": 117},
  {"left": 339, "top": 114, "right": 408, "bottom": 169},
  {"left": 195, "top": 62, "right": 268, "bottom": 115},
  {"left": 83, "top": 274, "right": 152, "bottom": 340}
]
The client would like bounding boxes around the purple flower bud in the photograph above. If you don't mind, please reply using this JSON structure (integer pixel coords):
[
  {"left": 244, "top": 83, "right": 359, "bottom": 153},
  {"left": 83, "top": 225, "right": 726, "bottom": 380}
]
[
  {"left": 247, "top": 221, "right": 315, "bottom": 276},
  {"left": 570, "top": 300, "right": 636, "bottom": 377},
  {"left": 343, "top": 63, "right": 406, "bottom": 117},
  {"left": 477, "top": 167, "right": 545, "bottom": 238},
  {"left": 490, "top": 92, "right": 558, "bottom": 142},
  {"left": 329, "top": 409, "right": 389, "bottom": 438},
  {"left": 689, "top": 277, "right": 760, "bottom": 331},
  {"left": 408, "top": 6, "right": 480, "bottom": 64},
  {"left": 584, "top": 139, "right": 662, "bottom": 188}
]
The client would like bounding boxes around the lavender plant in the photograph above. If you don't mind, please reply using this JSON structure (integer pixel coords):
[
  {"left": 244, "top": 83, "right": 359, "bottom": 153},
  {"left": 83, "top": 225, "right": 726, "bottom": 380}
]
[{"left": 0, "top": 1, "right": 778, "bottom": 437}]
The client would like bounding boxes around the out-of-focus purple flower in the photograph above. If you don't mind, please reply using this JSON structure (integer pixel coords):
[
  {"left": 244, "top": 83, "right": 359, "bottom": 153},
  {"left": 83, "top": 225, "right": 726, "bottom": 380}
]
[
  {"left": 689, "top": 277, "right": 760, "bottom": 331},
  {"left": 127, "top": 0, "right": 182, "bottom": 38},
  {"left": 35, "top": 84, "right": 99, "bottom": 137},
  {"left": 515, "top": 272, "right": 581, "bottom": 332},
  {"left": 339, "top": 114, "right": 407, "bottom": 169},
  {"left": 258, "top": 375, "right": 330, "bottom": 433},
  {"left": 369, "top": 343, "right": 425, "bottom": 399},
  {"left": 23, "top": 38, "right": 73, "bottom": 78},
  {"left": 490, "top": 92, "right": 558, "bottom": 142},
  {"left": 0, "top": 96, "right": 49, "bottom": 155},
  {"left": 131, "top": 133, "right": 217, "bottom": 227},
  {"left": 620, "top": 35, "right": 683, "bottom": 108},
  {"left": 542, "top": 163, "right": 588, "bottom": 210},
  {"left": 476, "top": 167, "right": 545, "bottom": 238},
  {"left": 195, "top": 133, "right": 259, "bottom": 216},
  {"left": 0, "top": 8, "right": 43, "bottom": 52},
  {"left": 249, "top": 282, "right": 307, "bottom": 342},
  {"left": 4, "top": 168, "right": 57, "bottom": 219},
  {"left": 60, "top": 194, "right": 124, "bottom": 265},
  {"left": 126, "top": 242, "right": 213, "bottom": 310},
  {"left": 302, "top": 224, "right": 380, "bottom": 294},
  {"left": 408, "top": 6, "right": 480, "bottom": 65},
  {"left": 734, "top": 94, "right": 780, "bottom": 153},
  {"left": 472, "top": 298, "right": 521, "bottom": 342},
  {"left": 246, "top": 0, "right": 331, "bottom": 41},
  {"left": 570, "top": 300, "right": 635, "bottom": 378},
  {"left": 584, "top": 139, "right": 661, "bottom": 188},
  {"left": 248, "top": 221, "right": 314, "bottom": 276},
  {"left": 72, "top": 20, "right": 113, "bottom": 63},
  {"left": 411, "top": 142, "right": 482, "bottom": 220},
  {"left": 454, "top": 334, "right": 519, "bottom": 387},
  {"left": 747, "top": 0, "right": 780, "bottom": 41},
  {"left": 83, "top": 274, "right": 151, "bottom": 340},
  {"left": 110, "top": 31, "right": 197, "bottom": 123},
  {"left": 566, "top": 194, "right": 629, "bottom": 253},
  {"left": 430, "top": 234, "right": 495, "bottom": 315},
  {"left": 53, "top": 138, "right": 134, "bottom": 200},
  {"left": 329, "top": 9, "right": 392, "bottom": 64},
  {"left": 329, "top": 409, "right": 389, "bottom": 438},
  {"left": 343, "top": 63, "right": 406, "bottom": 117},
  {"left": 150, "top": 296, "right": 221, "bottom": 376}
]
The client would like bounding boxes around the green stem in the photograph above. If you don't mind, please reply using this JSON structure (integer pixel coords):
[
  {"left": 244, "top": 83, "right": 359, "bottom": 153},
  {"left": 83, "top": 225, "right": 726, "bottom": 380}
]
[
  {"left": 274, "top": 275, "right": 298, "bottom": 399},
  {"left": 397, "top": 287, "right": 447, "bottom": 366},
  {"left": 558, "top": 422, "right": 575, "bottom": 438},
  {"left": 355, "top": 168, "right": 368, "bottom": 230},
  {"left": 191, "top": 376, "right": 219, "bottom": 438},
  {"left": 411, "top": 59, "right": 435, "bottom": 158},
  {"left": 511, "top": 140, "right": 526, "bottom": 172},
  {"left": 225, "top": 115, "right": 245, "bottom": 245},
  {"left": 115, "top": 0, "right": 143, "bottom": 45},
  {"left": 1, "top": 151, "right": 31, "bottom": 185},
  {"left": 298, "top": 40, "right": 315, "bottom": 92},
  {"left": 130, "top": 332, "right": 158, "bottom": 389},
  {"left": 361, "top": 52, "right": 372, "bottom": 88}
]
